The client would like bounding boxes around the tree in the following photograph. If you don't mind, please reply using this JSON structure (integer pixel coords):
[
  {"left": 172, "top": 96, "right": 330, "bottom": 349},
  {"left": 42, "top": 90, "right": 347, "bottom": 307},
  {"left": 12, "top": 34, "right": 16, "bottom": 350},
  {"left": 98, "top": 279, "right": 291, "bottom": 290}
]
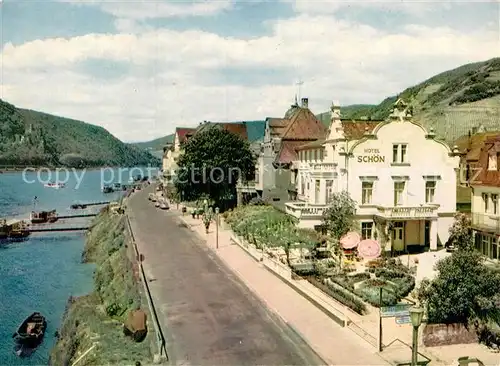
[
  {"left": 174, "top": 128, "right": 255, "bottom": 206},
  {"left": 417, "top": 250, "right": 500, "bottom": 325},
  {"left": 448, "top": 213, "right": 474, "bottom": 251},
  {"left": 321, "top": 191, "right": 356, "bottom": 239}
]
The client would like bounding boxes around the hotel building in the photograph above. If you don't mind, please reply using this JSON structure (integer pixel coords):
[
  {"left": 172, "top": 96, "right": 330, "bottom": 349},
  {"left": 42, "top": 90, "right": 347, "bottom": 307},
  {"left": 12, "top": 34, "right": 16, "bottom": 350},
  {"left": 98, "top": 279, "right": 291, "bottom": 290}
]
[{"left": 285, "top": 99, "right": 460, "bottom": 253}]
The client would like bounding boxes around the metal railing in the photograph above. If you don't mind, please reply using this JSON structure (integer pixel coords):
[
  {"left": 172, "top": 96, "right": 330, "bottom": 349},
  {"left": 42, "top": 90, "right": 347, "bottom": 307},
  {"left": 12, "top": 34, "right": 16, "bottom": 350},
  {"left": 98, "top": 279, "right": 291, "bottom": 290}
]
[
  {"left": 125, "top": 215, "right": 168, "bottom": 361},
  {"left": 471, "top": 212, "right": 500, "bottom": 234}
]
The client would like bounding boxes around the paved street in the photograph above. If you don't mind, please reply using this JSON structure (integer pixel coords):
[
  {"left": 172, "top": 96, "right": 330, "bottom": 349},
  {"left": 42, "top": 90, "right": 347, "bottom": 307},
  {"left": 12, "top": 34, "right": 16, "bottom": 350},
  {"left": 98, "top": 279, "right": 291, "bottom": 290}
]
[{"left": 127, "top": 188, "right": 324, "bottom": 366}]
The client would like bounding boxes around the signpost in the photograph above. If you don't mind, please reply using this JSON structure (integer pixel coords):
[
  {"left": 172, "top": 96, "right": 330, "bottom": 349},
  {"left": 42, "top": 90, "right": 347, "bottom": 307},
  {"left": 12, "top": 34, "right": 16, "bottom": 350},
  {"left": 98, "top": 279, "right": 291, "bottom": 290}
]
[
  {"left": 378, "top": 287, "right": 415, "bottom": 352},
  {"left": 380, "top": 304, "right": 411, "bottom": 318},
  {"left": 395, "top": 315, "right": 411, "bottom": 325}
]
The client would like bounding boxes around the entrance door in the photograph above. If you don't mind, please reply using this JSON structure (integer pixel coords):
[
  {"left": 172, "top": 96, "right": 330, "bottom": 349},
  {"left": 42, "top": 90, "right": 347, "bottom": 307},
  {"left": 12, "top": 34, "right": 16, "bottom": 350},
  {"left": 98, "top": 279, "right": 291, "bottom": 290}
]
[
  {"left": 392, "top": 222, "right": 404, "bottom": 252},
  {"left": 424, "top": 221, "right": 430, "bottom": 248}
]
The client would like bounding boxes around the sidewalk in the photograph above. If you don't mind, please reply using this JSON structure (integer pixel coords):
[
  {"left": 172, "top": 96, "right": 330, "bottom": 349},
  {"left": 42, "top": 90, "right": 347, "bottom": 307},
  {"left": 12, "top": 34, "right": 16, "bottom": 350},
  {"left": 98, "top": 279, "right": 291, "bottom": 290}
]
[
  {"left": 175, "top": 209, "right": 390, "bottom": 365},
  {"left": 175, "top": 208, "right": 500, "bottom": 366}
]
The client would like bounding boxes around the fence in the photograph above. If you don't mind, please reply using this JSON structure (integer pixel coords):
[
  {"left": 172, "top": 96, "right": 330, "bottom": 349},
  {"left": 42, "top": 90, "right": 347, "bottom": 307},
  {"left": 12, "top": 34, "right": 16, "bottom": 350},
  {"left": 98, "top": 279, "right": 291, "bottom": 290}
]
[{"left": 125, "top": 215, "right": 168, "bottom": 361}]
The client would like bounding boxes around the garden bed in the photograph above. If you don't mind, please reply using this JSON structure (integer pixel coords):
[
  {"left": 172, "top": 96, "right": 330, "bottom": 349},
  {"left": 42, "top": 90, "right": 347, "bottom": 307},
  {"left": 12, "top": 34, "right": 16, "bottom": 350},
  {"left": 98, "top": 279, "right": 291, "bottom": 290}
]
[
  {"left": 223, "top": 205, "right": 321, "bottom": 256},
  {"left": 319, "top": 258, "right": 416, "bottom": 311}
]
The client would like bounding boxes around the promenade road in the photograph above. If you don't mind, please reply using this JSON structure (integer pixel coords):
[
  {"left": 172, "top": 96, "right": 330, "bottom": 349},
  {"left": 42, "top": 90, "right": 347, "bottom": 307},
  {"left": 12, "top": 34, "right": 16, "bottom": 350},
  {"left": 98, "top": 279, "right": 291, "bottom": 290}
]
[{"left": 127, "top": 189, "right": 325, "bottom": 366}]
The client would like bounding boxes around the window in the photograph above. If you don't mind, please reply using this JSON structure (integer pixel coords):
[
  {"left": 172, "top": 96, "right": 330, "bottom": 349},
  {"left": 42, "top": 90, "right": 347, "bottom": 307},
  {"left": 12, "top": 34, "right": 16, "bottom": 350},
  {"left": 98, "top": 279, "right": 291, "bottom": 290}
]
[
  {"left": 300, "top": 176, "right": 305, "bottom": 195},
  {"left": 492, "top": 194, "right": 498, "bottom": 215},
  {"left": 394, "top": 181, "right": 405, "bottom": 206},
  {"left": 255, "top": 167, "right": 259, "bottom": 183},
  {"left": 488, "top": 154, "right": 497, "bottom": 171},
  {"left": 482, "top": 193, "right": 489, "bottom": 213},
  {"left": 325, "top": 180, "right": 333, "bottom": 204},
  {"left": 361, "top": 181, "right": 373, "bottom": 205},
  {"left": 361, "top": 222, "right": 373, "bottom": 240},
  {"left": 392, "top": 144, "right": 408, "bottom": 164},
  {"left": 315, "top": 180, "right": 320, "bottom": 204},
  {"left": 425, "top": 181, "right": 436, "bottom": 203}
]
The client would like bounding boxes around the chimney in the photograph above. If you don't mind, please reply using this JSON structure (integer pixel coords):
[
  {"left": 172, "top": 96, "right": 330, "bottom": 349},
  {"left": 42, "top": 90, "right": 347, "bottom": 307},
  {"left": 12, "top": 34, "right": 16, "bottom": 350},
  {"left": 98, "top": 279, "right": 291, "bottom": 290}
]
[{"left": 301, "top": 97, "right": 309, "bottom": 109}]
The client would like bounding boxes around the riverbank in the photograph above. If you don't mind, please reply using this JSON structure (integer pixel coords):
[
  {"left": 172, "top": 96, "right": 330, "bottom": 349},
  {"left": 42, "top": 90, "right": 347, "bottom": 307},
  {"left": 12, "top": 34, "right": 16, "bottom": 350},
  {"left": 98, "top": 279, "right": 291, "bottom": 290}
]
[{"left": 49, "top": 208, "right": 153, "bottom": 365}]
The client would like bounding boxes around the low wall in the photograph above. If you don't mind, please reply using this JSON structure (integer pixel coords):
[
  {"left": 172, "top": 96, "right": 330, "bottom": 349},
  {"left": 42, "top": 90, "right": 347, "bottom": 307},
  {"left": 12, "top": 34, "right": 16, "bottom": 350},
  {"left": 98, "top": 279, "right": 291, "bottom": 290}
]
[
  {"left": 229, "top": 233, "right": 348, "bottom": 327},
  {"left": 423, "top": 323, "right": 478, "bottom": 347}
]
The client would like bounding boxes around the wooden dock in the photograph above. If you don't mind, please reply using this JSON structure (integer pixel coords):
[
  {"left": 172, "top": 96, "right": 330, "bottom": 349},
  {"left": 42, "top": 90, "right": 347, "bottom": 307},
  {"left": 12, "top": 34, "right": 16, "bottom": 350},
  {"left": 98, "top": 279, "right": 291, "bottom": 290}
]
[
  {"left": 71, "top": 201, "right": 110, "bottom": 209},
  {"left": 25, "top": 227, "right": 89, "bottom": 233},
  {"left": 57, "top": 214, "right": 97, "bottom": 219}
]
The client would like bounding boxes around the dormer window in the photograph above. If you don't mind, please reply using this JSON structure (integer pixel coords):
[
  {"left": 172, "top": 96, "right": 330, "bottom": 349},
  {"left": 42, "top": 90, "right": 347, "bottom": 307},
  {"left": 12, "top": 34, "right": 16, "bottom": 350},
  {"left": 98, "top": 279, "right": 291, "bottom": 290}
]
[{"left": 488, "top": 153, "right": 498, "bottom": 171}]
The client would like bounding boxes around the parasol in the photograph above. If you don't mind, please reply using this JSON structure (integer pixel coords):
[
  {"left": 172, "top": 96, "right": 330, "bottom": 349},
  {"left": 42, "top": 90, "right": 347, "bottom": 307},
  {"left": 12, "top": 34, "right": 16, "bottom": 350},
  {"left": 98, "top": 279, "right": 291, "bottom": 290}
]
[
  {"left": 357, "top": 239, "right": 381, "bottom": 259},
  {"left": 340, "top": 231, "right": 361, "bottom": 249}
]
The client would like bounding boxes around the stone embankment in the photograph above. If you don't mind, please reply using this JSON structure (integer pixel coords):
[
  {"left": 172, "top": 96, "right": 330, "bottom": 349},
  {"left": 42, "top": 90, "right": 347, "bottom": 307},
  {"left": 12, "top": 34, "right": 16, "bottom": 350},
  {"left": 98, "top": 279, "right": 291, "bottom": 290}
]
[{"left": 49, "top": 207, "right": 153, "bottom": 365}]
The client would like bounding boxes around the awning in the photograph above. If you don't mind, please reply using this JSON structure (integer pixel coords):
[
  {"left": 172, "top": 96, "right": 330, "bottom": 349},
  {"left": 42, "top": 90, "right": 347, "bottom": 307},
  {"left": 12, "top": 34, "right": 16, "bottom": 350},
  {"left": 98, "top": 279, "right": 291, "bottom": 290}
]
[
  {"left": 358, "top": 239, "right": 381, "bottom": 259},
  {"left": 340, "top": 231, "right": 361, "bottom": 249}
]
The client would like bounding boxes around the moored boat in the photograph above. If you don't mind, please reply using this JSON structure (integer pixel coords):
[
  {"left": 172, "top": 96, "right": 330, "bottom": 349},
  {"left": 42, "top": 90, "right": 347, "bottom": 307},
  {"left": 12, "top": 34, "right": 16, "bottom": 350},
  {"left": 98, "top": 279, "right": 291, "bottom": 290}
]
[
  {"left": 44, "top": 182, "right": 65, "bottom": 189},
  {"left": 1, "top": 219, "right": 30, "bottom": 240},
  {"left": 13, "top": 312, "right": 47, "bottom": 356},
  {"left": 30, "top": 210, "right": 57, "bottom": 224},
  {"left": 102, "top": 185, "right": 114, "bottom": 193}
]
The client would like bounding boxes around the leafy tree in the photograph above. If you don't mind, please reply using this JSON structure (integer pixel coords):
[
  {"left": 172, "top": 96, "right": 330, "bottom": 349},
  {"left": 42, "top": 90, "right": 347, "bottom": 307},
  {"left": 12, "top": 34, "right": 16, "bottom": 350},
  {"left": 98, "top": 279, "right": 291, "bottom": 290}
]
[
  {"left": 174, "top": 128, "right": 255, "bottom": 206},
  {"left": 448, "top": 212, "right": 474, "bottom": 251},
  {"left": 322, "top": 191, "right": 357, "bottom": 239},
  {"left": 417, "top": 250, "right": 500, "bottom": 325}
]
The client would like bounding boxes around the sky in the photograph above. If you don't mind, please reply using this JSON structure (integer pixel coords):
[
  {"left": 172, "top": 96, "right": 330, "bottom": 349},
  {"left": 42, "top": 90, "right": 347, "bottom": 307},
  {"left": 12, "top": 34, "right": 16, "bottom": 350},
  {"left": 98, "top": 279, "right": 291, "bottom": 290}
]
[{"left": 1, "top": 0, "right": 499, "bottom": 142}]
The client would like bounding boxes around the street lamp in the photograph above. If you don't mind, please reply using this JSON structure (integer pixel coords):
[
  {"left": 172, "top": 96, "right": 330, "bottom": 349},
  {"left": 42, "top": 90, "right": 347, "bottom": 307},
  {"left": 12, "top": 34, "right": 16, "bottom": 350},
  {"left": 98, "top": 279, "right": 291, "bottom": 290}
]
[
  {"left": 215, "top": 207, "right": 220, "bottom": 249},
  {"left": 409, "top": 305, "right": 424, "bottom": 366}
]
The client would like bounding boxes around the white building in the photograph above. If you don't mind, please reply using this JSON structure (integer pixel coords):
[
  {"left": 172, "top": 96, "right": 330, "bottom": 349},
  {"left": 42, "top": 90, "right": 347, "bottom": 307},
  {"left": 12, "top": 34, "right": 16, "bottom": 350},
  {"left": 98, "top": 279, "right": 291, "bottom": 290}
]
[
  {"left": 285, "top": 99, "right": 460, "bottom": 253},
  {"left": 162, "top": 127, "right": 196, "bottom": 181},
  {"left": 470, "top": 135, "right": 500, "bottom": 261}
]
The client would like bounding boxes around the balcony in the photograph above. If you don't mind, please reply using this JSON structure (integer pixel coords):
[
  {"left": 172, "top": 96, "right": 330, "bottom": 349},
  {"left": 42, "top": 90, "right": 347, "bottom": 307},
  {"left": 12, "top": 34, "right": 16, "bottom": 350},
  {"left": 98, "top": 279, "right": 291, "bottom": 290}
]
[
  {"left": 471, "top": 213, "right": 500, "bottom": 234},
  {"left": 285, "top": 202, "right": 328, "bottom": 219},
  {"left": 311, "top": 162, "right": 337, "bottom": 172},
  {"left": 376, "top": 205, "right": 439, "bottom": 219}
]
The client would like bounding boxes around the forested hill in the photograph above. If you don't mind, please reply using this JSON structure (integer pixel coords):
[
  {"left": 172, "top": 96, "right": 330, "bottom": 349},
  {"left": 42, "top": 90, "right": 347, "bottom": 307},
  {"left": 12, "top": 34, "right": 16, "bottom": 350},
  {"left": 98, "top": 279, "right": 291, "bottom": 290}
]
[
  {"left": 319, "top": 57, "right": 500, "bottom": 143},
  {"left": 0, "top": 99, "right": 160, "bottom": 168}
]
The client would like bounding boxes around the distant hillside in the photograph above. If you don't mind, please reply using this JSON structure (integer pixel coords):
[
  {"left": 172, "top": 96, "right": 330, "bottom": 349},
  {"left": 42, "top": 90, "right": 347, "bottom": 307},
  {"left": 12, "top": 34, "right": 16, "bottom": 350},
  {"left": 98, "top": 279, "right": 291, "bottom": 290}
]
[
  {"left": 318, "top": 58, "right": 500, "bottom": 143},
  {"left": 0, "top": 99, "right": 160, "bottom": 168},
  {"left": 132, "top": 134, "right": 174, "bottom": 151}
]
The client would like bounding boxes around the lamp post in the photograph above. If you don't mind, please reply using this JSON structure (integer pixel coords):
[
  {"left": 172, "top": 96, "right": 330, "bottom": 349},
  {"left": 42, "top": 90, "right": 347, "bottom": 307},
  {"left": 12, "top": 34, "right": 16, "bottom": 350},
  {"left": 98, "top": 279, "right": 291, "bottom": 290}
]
[
  {"left": 409, "top": 305, "right": 424, "bottom": 366},
  {"left": 215, "top": 207, "right": 220, "bottom": 249}
]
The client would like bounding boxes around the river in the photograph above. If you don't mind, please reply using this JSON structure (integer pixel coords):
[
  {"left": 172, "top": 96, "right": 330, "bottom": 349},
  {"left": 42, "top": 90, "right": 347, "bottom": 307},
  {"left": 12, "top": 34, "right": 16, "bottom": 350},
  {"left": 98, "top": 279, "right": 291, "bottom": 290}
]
[{"left": 0, "top": 167, "right": 157, "bottom": 365}]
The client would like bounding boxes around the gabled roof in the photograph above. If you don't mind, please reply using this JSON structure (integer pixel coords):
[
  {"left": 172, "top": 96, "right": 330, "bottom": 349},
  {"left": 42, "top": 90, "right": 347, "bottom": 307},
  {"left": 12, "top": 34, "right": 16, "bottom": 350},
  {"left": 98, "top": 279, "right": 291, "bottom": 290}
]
[
  {"left": 276, "top": 141, "right": 308, "bottom": 164},
  {"left": 473, "top": 135, "right": 500, "bottom": 187},
  {"left": 341, "top": 121, "right": 380, "bottom": 140},
  {"left": 176, "top": 127, "right": 196, "bottom": 143},
  {"left": 454, "top": 131, "right": 500, "bottom": 161},
  {"left": 193, "top": 121, "right": 267, "bottom": 141},
  {"left": 267, "top": 104, "right": 327, "bottom": 141}
]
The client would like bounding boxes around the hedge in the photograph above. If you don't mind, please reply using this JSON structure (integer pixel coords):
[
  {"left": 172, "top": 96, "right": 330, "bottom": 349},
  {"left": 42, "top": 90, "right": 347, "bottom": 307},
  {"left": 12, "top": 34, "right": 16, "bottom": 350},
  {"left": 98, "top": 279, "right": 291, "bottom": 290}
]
[{"left": 306, "top": 276, "right": 367, "bottom": 315}]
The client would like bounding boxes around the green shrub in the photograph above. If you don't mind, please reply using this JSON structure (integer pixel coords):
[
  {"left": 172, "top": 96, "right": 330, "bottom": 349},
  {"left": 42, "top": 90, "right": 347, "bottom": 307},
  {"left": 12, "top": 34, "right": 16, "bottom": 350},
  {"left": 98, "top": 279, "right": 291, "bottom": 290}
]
[
  {"left": 348, "top": 272, "right": 371, "bottom": 283},
  {"left": 225, "top": 205, "right": 318, "bottom": 252},
  {"left": 355, "top": 280, "right": 399, "bottom": 307},
  {"left": 330, "top": 275, "right": 354, "bottom": 290}
]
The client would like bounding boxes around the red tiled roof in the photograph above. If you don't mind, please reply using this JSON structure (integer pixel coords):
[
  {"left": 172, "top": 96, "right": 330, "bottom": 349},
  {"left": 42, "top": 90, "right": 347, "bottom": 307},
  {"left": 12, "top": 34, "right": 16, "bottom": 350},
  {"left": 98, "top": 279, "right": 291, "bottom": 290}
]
[
  {"left": 296, "top": 139, "right": 325, "bottom": 151},
  {"left": 219, "top": 122, "right": 248, "bottom": 140},
  {"left": 473, "top": 135, "right": 500, "bottom": 187},
  {"left": 176, "top": 127, "right": 196, "bottom": 143},
  {"left": 282, "top": 108, "right": 327, "bottom": 140},
  {"left": 454, "top": 132, "right": 500, "bottom": 161},
  {"left": 341, "top": 121, "right": 380, "bottom": 140},
  {"left": 276, "top": 141, "right": 307, "bottom": 164}
]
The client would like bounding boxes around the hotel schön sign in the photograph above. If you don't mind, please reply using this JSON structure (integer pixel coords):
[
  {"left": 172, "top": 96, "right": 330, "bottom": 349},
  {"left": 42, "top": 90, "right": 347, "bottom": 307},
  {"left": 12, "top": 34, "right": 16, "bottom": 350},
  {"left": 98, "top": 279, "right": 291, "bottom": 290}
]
[{"left": 357, "top": 148, "right": 385, "bottom": 163}]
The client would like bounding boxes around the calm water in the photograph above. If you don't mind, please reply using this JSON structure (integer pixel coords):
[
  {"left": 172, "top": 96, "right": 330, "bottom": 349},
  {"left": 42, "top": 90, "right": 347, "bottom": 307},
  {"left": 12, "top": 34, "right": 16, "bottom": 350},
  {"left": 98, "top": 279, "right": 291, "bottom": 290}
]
[{"left": 0, "top": 167, "right": 157, "bottom": 365}]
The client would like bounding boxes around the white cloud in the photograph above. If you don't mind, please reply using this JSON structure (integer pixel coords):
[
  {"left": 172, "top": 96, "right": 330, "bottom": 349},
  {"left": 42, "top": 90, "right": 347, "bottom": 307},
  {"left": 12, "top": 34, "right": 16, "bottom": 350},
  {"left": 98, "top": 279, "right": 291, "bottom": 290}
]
[
  {"left": 60, "top": 0, "right": 233, "bottom": 19},
  {"left": 286, "top": 0, "right": 497, "bottom": 16},
  {"left": 2, "top": 11, "right": 499, "bottom": 142}
]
